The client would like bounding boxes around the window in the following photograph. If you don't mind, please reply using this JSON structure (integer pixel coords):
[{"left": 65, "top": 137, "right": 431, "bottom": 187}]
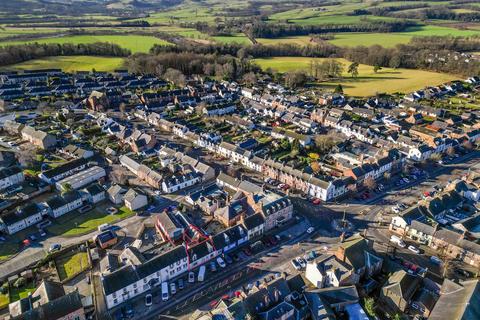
[
  {"left": 113, "top": 299, "right": 118, "bottom": 304},
  {"left": 134, "top": 289, "right": 138, "bottom": 294},
  {"left": 112, "top": 293, "right": 116, "bottom": 298},
  {"left": 123, "top": 288, "right": 127, "bottom": 293},
  {"left": 133, "top": 283, "right": 137, "bottom": 288},
  {"left": 143, "top": 279, "right": 147, "bottom": 283}
]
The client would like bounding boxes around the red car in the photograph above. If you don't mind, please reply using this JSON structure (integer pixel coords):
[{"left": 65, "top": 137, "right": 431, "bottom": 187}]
[
  {"left": 243, "top": 247, "right": 252, "bottom": 256},
  {"left": 312, "top": 198, "right": 321, "bottom": 205},
  {"left": 269, "top": 235, "right": 278, "bottom": 245}
]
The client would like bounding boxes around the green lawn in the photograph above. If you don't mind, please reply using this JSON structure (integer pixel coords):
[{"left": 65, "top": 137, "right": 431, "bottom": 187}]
[
  {"left": 0, "top": 292, "right": 9, "bottom": 309},
  {"left": 9, "top": 281, "right": 35, "bottom": 302},
  {"left": 0, "top": 243, "right": 20, "bottom": 262},
  {"left": 253, "top": 56, "right": 457, "bottom": 96},
  {"left": 2, "top": 56, "right": 125, "bottom": 72},
  {"left": 0, "top": 35, "right": 172, "bottom": 53},
  {"left": 56, "top": 251, "right": 89, "bottom": 281},
  {"left": 47, "top": 206, "right": 134, "bottom": 236}
]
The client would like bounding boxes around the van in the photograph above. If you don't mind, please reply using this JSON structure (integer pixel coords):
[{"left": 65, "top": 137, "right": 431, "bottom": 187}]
[
  {"left": 198, "top": 265, "right": 206, "bottom": 282},
  {"left": 161, "top": 282, "right": 169, "bottom": 301},
  {"left": 389, "top": 235, "right": 406, "bottom": 248},
  {"left": 98, "top": 223, "right": 110, "bottom": 232}
]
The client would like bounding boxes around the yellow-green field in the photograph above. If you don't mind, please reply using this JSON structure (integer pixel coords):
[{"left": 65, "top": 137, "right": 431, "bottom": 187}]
[
  {"left": 253, "top": 56, "right": 457, "bottom": 96},
  {"left": 0, "top": 34, "right": 171, "bottom": 53},
  {"left": 2, "top": 56, "right": 125, "bottom": 72}
]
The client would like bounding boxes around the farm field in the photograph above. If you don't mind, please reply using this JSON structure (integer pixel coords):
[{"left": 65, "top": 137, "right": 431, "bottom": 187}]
[
  {"left": 2, "top": 56, "right": 125, "bottom": 72},
  {"left": 257, "top": 36, "right": 313, "bottom": 46},
  {"left": 212, "top": 34, "right": 252, "bottom": 45},
  {"left": 253, "top": 57, "right": 457, "bottom": 96},
  {"left": 0, "top": 34, "right": 171, "bottom": 53}
]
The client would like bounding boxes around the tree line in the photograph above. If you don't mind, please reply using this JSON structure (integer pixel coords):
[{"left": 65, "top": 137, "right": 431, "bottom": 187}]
[
  {"left": 245, "top": 19, "right": 416, "bottom": 38},
  {"left": 0, "top": 43, "right": 130, "bottom": 67},
  {"left": 149, "top": 34, "right": 480, "bottom": 76},
  {"left": 125, "top": 52, "right": 261, "bottom": 84}
]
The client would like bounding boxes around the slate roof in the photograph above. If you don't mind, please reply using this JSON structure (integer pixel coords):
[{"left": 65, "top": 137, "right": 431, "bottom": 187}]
[
  {"left": 102, "top": 265, "right": 140, "bottom": 295},
  {"left": 243, "top": 213, "right": 265, "bottom": 230},
  {"left": 429, "top": 279, "right": 480, "bottom": 320},
  {"left": 382, "top": 270, "right": 420, "bottom": 303}
]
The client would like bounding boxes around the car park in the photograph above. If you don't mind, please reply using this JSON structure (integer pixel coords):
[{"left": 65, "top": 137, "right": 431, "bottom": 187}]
[{"left": 145, "top": 294, "right": 152, "bottom": 306}]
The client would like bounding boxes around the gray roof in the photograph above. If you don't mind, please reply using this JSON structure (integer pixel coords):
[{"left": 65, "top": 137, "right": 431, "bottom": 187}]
[{"left": 429, "top": 279, "right": 480, "bottom": 320}]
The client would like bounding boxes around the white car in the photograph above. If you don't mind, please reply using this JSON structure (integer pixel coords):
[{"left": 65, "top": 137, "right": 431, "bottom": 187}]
[
  {"left": 170, "top": 282, "right": 176, "bottom": 295},
  {"left": 408, "top": 245, "right": 420, "bottom": 254},
  {"left": 291, "top": 259, "right": 301, "bottom": 270},
  {"left": 296, "top": 257, "right": 306, "bottom": 269},
  {"left": 392, "top": 206, "right": 400, "bottom": 214},
  {"left": 306, "top": 227, "right": 314, "bottom": 234},
  {"left": 216, "top": 257, "right": 226, "bottom": 268},
  {"left": 188, "top": 271, "right": 195, "bottom": 283}
]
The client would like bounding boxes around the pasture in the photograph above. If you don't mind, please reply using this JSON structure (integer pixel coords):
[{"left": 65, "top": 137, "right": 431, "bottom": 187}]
[
  {"left": 253, "top": 56, "right": 457, "bottom": 96},
  {"left": 2, "top": 56, "right": 125, "bottom": 72},
  {"left": 0, "top": 34, "right": 171, "bottom": 53}
]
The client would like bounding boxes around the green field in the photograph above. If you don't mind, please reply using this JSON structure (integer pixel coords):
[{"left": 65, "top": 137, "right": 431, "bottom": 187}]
[
  {"left": 56, "top": 251, "right": 89, "bottom": 281},
  {"left": 255, "top": 25, "right": 480, "bottom": 49},
  {"left": 257, "top": 36, "right": 313, "bottom": 46},
  {"left": 3, "top": 56, "right": 125, "bottom": 72},
  {"left": 0, "top": 34, "right": 171, "bottom": 53},
  {"left": 212, "top": 34, "right": 251, "bottom": 44},
  {"left": 253, "top": 56, "right": 457, "bottom": 96},
  {"left": 47, "top": 206, "right": 134, "bottom": 236}
]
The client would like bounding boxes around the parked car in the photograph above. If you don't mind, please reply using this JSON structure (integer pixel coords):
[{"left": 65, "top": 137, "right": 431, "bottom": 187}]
[
  {"left": 312, "top": 198, "right": 321, "bottom": 205},
  {"left": 296, "top": 257, "right": 306, "bottom": 269},
  {"left": 408, "top": 245, "right": 420, "bottom": 254},
  {"left": 170, "top": 282, "right": 176, "bottom": 295},
  {"left": 49, "top": 243, "right": 61, "bottom": 252},
  {"left": 217, "top": 257, "right": 226, "bottom": 268},
  {"left": 161, "top": 282, "right": 169, "bottom": 301},
  {"left": 430, "top": 256, "right": 442, "bottom": 265},
  {"left": 188, "top": 272, "right": 195, "bottom": 283},
  {"left": 243, "top": 247, "right": 252, "bottom": 256},
  {"left": 224, "top": 254, "right": 233, "bottom": 264},
  {"left": 178, "top": 278, "right": 184, "bottom": 290},
  {"left": 210, "top": 261, "right": 217, "bottom": 272},
  {"left": 291, "top": 259, "right": 301, "bottom": 270},
  {"left": 145, "top": 294, "right": 152, "bottom": 306},
  {"left": 306, "top": 227, "right": 315, "bottom": 234},
  {"left": 455, "top": 269, "right": 472, "bottom": 278}
]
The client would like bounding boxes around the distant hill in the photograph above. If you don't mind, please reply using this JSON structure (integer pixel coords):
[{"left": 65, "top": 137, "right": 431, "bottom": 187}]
[{"left": 0, "top": 0, "right": 183, "bottom": 15}]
